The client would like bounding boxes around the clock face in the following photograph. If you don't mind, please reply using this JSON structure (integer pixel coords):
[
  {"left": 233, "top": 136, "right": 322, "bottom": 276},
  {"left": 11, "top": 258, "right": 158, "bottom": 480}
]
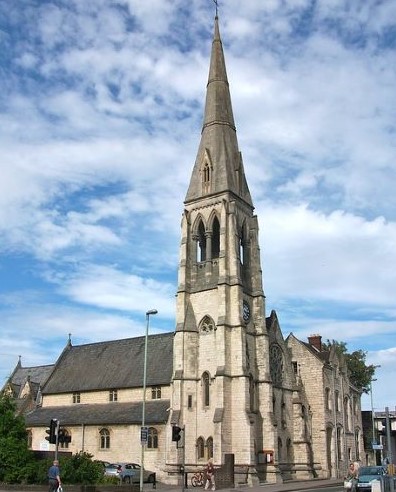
[{"left": 243, "top": 300, "right": 251, "bottom": 322}]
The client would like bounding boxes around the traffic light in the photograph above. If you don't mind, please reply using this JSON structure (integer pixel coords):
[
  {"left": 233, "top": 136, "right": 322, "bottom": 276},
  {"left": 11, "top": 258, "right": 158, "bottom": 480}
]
[
  {"left": 172, "top": 425, "right": 182, "bottom": 442},
  {"left": 379, "top": 419, "right": 387, "bottom": 436},
  {"left": 45, "top": 419, "right": 57, "bottom": 444}
]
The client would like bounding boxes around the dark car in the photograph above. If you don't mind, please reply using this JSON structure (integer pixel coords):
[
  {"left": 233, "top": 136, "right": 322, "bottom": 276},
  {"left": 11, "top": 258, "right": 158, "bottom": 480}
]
[
  {"left": 357, "top": 466, "right": 386, "bottom": 490},
  {"left": 104, "top": 463, "right": 155, "bottom": 484}
]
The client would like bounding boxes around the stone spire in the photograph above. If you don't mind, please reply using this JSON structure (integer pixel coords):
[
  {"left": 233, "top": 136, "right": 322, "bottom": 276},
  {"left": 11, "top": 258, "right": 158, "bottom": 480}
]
[{"left": 185, "top": 16, "right": 253, "bottom": 208}]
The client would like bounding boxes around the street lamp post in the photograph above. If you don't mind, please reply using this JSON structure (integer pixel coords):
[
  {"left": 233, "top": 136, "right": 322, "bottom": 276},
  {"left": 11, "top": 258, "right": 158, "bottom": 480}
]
[
  {"left": 370, "top": 365, "right": 381, "bottom": 464},
  {"left": 140, "top": 309, "right": 158, "bottom": 492},
  {"left": 370, "top": 378, "right": 377, "bottom": 462}
]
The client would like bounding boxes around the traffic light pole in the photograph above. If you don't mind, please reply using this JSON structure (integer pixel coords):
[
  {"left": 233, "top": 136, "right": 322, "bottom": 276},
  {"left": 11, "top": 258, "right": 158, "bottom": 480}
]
[
  {"left": 55, "top": 420, "right": 60, "bottom": 461},
  {"left": 181, "top": 426, "right": 185, "bottom": 492}
]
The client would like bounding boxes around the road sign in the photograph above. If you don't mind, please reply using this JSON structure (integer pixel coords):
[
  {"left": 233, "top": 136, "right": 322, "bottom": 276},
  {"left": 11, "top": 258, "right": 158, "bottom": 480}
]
[
  {"left": 141, "top": 426, "right": 148, "bottom": 443},
  {"left": 372, "top": 444, "right": 383, "bottom": 450}
]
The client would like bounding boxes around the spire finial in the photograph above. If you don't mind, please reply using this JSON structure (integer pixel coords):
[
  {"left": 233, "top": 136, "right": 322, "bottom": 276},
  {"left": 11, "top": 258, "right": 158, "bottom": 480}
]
[{"left": 212, "top": 0, "right": 218, "bottom": 17}]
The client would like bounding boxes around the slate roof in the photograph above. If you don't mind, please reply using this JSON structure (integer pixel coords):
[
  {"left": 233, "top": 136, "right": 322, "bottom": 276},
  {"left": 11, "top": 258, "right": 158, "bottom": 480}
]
[
  {"left": 25, "top": 400, "right": 171, "bottom": 426},
  {"left": 43, "top": 332, "right": 174, "bottom": 394},
  {"left": 7, "top": 364, "right": 54, "bottom": 395}
]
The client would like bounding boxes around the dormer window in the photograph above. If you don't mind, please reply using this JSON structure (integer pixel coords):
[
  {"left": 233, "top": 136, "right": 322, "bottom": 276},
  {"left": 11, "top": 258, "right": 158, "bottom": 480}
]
[{"left": 201, "top": 151, "right": 213, "bottom": 194}]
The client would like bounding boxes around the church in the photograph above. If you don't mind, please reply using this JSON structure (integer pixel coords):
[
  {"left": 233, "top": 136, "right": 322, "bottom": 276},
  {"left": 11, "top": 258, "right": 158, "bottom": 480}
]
[{"left": 3, "top": 14, "right": 364, "bottom": 485}]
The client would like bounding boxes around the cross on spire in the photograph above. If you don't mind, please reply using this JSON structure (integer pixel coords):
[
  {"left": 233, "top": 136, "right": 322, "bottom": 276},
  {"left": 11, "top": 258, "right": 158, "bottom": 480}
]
[{"left": 213, "top": 0, "right": 218, "bottom": 17}]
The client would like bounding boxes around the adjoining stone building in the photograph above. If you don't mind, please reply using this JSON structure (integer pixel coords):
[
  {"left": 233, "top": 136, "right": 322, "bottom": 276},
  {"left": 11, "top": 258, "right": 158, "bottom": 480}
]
[{"left": 3, "top": 14, "right": 364, "bottom": 484}]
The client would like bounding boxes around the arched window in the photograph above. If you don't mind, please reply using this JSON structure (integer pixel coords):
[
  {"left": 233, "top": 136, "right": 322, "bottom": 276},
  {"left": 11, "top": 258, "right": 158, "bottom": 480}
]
[
  {"left": 148, "top": 427, "right": 158, "bottom": 449},
  {"left": 200, "top": 315, "right": 215, "bottom": 334},
  {"left": 301, "top": 405, "right": 307, "bottom": 439},
  {"left": 269, "top": 344, "right": 283, "bottom": 386},
  {"left": 355, "top": 429, "right": 360, "bottom": 460},
  {"left": 202, "top": 162, "right": 211, "bottom": 193},
  {"left": 344, "top": 397, "right": 349, "bottom": 430},
  {"left": 202, "top": 372, "right": 210, "bottom": 407},
  {"left": 249, "top": 374, "right": 255, "bottom": 412},
  {"left": 27, "top": 430, "right": 32, "bottom": 448},
  {"left": 286, "top": 438, "right": 292, "bottom": 463},
  {"left": 59, "top": 429, "right": 71, "bottom": 449},
  {"left": 336, "top": 426, "right": 342, "bottom": 460},
  {"left": 197, "top": 221, "right": 206, "bottom": 261},
  {"left": 212, "top": 217, "right": 220, "bottom": 259},
  {"left": 278, "top": 437, "right": 283, "bottom": 462},
  {"left": 206, "top": 437, "right": 213, "bottom": 459},
  {"left": 100, "top": 428, "right": 110, "bottom": 449},
  {"left": 325, "top": 387, "right": 331, "bottom": 410},
  {"left": 197, "top": 437, "right": 205, "bottom": 460},
  {"left": 239, "top": 227, "right": 246, "bottom": 265}
]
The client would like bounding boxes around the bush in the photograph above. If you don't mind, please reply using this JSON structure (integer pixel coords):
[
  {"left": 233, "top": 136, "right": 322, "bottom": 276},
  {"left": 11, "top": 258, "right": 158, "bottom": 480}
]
[{"left": 60, "top": 452, "right": 104, "bottom": 484}]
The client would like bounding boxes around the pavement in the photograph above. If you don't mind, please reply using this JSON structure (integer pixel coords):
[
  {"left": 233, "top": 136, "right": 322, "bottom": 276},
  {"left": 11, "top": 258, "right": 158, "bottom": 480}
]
[
  {"left": 0, "top": 478, "right": 344, "bottom": 492},
  {"left": 149, "top": 478, "right": 343, "bottom": 492},
  {"left": 234, "top": 478, "right": 343, "bottom": 492}
]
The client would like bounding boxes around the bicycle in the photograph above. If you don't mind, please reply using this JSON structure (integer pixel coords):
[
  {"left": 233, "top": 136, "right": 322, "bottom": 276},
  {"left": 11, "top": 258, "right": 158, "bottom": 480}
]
[{"left": 191, "top": 470, "right": 205, "bottom": 487}]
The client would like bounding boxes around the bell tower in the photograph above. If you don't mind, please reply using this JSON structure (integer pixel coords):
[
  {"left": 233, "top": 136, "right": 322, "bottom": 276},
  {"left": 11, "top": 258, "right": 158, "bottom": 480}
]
[{"left": 169, "top": 15, "right": 275, "bottom": 473}]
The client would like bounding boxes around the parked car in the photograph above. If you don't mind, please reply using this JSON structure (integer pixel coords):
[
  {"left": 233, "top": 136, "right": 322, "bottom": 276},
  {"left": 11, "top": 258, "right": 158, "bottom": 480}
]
[
  {"left": 357, "top": 466, "right": 387, "bottom": 490},
  {"left": 104, "top": 463, "right": 155, "bottom": 484},
  {"left": 104, "top": 463, "right": 122, "bottom": 477}
]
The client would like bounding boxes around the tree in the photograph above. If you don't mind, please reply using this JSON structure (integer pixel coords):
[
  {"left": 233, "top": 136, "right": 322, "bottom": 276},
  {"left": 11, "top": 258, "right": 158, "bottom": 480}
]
[
  {"left": 0, "top": 392, "right": 35, "bottom": 483},
  {"left": 323, "top": 340, "right": 377, "bottom": 394}
]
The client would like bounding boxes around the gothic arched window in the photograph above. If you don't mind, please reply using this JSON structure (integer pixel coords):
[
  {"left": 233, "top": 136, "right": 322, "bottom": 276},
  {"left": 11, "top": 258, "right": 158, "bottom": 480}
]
[
  {"left": 197, "top": 436, "right": 205, "bottom": 459},
  {"left": 206, "top": 437, "right": 213, "bottom": 459},
  {"left": 269, "top": 344, "right": 283, "bottom": 386},
  {"left": 148, "top": 427, "right": 158, "bottom": 449},
  {"left": 197, "top": 220, "right": 206, "bottom": 261},
  {"left": 59, "top": 429, "right": 71, "bottom": 449},
  {"left": 202, "top": 372, "right": 210, "bottom": 407},
  {"left": 27, "top": 430, "right": 32, "bottom": 448},
  {"left": 100, "top": 428, "right": 110, "bottom": 449},
  {"left": 202, "top": 162, "right": 211, "bottom": 193},
  {"left": 249, "top": 374, "right": 255, "bottom": 412},
  {"left": 200, "top": 315, "right": 215, "bottom": 334},
  {"left": 240, "top": 227, "right": 246, "bottom": 265},
  {"left": 325, "top": 387, "right": 331, "bottom": 410},
  {"left": 212, "top": 216, "right": 220, "bottom": 259}
]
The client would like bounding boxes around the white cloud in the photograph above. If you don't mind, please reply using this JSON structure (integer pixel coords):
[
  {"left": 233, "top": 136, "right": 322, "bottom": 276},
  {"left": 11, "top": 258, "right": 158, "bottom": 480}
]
[{"left": 0, "top": 0, "right": 395, "bottom": 412}]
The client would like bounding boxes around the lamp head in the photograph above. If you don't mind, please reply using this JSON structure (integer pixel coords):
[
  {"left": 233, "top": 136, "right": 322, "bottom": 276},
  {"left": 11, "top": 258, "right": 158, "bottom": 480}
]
[{"left": 146, "top": 309, "right": 158, "bottom": 316}]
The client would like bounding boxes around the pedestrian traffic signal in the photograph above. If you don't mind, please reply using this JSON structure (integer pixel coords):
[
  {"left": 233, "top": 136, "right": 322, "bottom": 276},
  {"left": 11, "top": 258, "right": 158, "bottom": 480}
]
[
  {"left": 45, "top": 419, "right": 57, "bottom": 444},
  {"left": 172, "top": 425, "right": 182, "bottom": 442}
]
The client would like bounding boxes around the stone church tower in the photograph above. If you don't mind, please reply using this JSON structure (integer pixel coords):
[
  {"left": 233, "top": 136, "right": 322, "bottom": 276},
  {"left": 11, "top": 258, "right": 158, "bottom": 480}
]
[{"left": 168, "top": 15, "right": 279, "bottom": 481}]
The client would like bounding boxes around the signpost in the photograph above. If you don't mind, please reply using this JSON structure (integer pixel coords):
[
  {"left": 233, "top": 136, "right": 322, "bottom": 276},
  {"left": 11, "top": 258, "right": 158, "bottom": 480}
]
[{"left": 140, "top": 426, "right": 148, "bottom": 444}]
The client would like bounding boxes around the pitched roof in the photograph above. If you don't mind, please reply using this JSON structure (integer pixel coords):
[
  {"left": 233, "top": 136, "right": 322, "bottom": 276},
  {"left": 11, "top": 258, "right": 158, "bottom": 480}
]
[
  {"left": 25, "top": 400, "right": 171, "bottom": 426},
  {"left": 4, "top": 364, "right": 54, "bottom": 398},
  {"left": 43, "top": 332, "right": 174, "bottom": 394},
  {"left": 9, "top": 364, "right": 54, "bottom": 388}
]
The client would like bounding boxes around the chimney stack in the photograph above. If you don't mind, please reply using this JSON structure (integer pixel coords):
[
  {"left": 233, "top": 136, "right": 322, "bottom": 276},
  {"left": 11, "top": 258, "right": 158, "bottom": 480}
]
[{"left": 308, "top": 334, "right": 322, "bottom": 352}]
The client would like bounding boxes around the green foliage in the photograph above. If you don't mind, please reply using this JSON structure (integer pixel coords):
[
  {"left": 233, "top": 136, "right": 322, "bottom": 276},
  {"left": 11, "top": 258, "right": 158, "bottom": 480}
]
[
  {"left": 0, "top": 393, "right": 35, "bottom": 483},
  {"left": 0, "top": 394, "right": 105, "bottom": 484},
  {"left": 60, "top": 452, "right": 105, "bottom": 484},
  {"left": 323, "top": 339, "right": 377, "bottom": 393}
]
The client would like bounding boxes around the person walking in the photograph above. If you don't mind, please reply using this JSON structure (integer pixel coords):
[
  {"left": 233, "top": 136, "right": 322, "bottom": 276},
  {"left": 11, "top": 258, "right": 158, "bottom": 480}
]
[
  {"left": 204, "top": 458, "right": 215, "bottom": 491},
  {"left": 48, "top": 459, "right": 61, "bottom": 492}
]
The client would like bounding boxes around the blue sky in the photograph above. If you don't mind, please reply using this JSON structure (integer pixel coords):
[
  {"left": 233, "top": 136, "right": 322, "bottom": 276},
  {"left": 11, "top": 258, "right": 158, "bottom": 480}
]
[{"left": 1, "top": 0, "right": 395, "bottom": 412}]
